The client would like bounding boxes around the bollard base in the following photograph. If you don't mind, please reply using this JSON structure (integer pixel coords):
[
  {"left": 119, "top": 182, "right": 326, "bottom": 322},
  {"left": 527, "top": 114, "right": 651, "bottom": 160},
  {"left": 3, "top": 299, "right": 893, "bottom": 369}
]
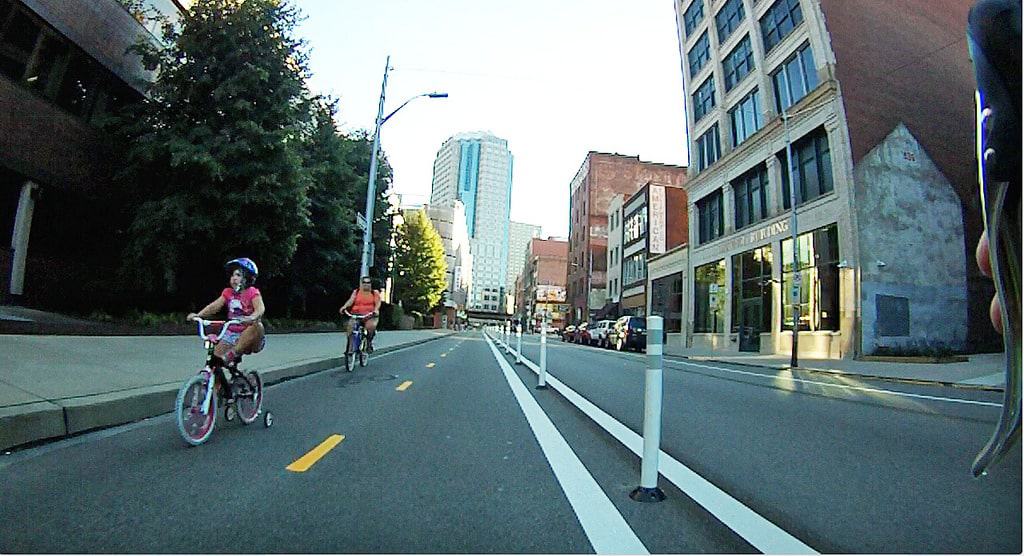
[{"left": 629, "top": 486, "right": 666, "bottom": 503}]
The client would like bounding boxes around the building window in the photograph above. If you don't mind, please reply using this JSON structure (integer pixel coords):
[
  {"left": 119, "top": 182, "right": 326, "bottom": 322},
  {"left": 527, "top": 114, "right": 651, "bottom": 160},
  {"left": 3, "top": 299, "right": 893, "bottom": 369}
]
[
  {"left": 0, "top": 1, "right": 139, "bottom": 122},
  {"left": 687, "top": 31, "right": 711, "bottom": 78},
  {"left": 693, "top": 75, "right": 716, "bottom": 122},
  {"left": 694, "top": 260, "right": 726, "bottom": 333},
  {"left": 733, "top": 163, "right": 769, "bottom": 229},
  {"left": 624, "top": 252, "right": 646, "bottom": 287},
  {"left": 772, "top": 42, "right": 818, "bottom": 113},
  {"left": 781, "top": 224, "right": 839, "bottom": 331},
  {"left": 731, "top": 245, "right": 773, "bottom": 333},
  {"left": 729, "top": 88, "right": 762, "bottom": 146},
  {"left": 779, "top": 126, "right": 833, "bottom": 208},
  {"left": 695, "top": 124, "right": 722, "bottom": 172},
  {"left": 697, "top": 188, "right": 724, "bottom": 244},
  {"left": 715, "top": 0, "right": 745, "bottom": 44},
  {"left": 683, "top": 0, "right": 705, "bottom": 38},
  {"left": 651, "top": 273, "right": 684, "bottom": 333},
  {"left": 624, "top": 206, "right": 647, "bottom": 245},
  {"left": 759, "top": 0, "right": 803, "bottom": 53},
  {"left": 722, "top": 35, "right": 754, "bottom": 92}
]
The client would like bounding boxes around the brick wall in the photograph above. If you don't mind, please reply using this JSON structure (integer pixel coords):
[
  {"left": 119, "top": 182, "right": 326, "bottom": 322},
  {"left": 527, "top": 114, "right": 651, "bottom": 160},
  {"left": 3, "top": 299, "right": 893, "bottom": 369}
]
[{"left": 820, "top": 0, "right": 999, "bottom": 350}]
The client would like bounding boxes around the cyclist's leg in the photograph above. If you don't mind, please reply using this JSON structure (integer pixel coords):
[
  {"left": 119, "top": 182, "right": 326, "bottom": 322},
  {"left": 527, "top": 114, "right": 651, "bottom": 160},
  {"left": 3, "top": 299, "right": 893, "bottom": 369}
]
[
  {"left": 365, "top": 317, "right": 379, "bottom": 350},
  {"left": 343, "top": 318, "right": 355, "bottom": 352},
  {"left": 235, "top": 322, "right": 266, "bottom": 355}
]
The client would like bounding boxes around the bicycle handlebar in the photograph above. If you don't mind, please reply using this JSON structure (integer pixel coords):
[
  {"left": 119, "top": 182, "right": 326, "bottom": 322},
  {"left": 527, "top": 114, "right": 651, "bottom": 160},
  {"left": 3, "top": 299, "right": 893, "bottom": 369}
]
[
  {"left": 192, "top": 318, "right": 245, "bottom": 341},
  {"left": 344, "top": 311, "right": 375, "bottom": 319}
]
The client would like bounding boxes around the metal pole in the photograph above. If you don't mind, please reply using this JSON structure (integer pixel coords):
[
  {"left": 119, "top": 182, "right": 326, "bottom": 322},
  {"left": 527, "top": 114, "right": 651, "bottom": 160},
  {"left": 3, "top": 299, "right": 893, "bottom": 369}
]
[
  {"left": 783, "top": 110, "right": 800, "bottom": 368},
  {"left": 631, "top": 316, "right": 666, "bottom": 502},
  {"left": 360, "top": 56, "right": 390, "bottom": 279},
  {"left": 538, "top": 320, "right": 548, "bottom": 389},
  {"left": 516, "top": 324, "right": 523, "bottom": 365}
]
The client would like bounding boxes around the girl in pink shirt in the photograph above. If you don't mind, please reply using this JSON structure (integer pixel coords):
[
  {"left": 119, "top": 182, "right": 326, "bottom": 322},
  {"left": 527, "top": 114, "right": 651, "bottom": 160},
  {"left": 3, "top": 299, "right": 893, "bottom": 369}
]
[{"left": 187, "top": 258, "right": 266, "bottom": 368}]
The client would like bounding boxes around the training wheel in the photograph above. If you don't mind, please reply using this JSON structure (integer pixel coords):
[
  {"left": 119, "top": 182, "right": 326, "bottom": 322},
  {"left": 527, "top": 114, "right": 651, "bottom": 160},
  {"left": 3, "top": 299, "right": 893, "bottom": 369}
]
[
  {"left": 224, "top": 405, "right": 236, "bottom": 422},
  {"left": 264, "top": 411, "right": 274, "bottom": 428}
]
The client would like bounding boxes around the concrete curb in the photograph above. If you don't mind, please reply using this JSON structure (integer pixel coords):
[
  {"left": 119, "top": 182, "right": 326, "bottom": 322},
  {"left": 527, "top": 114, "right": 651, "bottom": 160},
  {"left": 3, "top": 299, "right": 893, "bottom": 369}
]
[
  {"left": 671, "top": 356, "right": 1005, "bottom": 392},
  {"left": 0, "top": 331, "right": 455, "bottom": 452}
]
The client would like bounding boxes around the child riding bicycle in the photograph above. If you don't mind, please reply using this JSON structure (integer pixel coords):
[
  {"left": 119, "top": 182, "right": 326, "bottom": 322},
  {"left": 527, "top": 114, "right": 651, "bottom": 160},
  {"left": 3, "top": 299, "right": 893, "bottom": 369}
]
[{"left": 187, "top": 258, "right": 266, "bottom": 379}]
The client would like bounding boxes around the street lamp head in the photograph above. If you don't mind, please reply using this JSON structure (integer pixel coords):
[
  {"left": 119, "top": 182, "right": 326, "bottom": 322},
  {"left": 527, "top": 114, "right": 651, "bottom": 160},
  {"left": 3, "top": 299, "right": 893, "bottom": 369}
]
[{"left": 427, "top": 92, "right": 449, "bottom": 98}]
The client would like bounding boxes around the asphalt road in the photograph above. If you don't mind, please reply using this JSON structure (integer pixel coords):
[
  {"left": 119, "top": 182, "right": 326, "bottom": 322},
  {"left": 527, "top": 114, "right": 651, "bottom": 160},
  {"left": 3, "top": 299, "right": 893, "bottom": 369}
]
[
  {"left": 509, "top": 333, "right": 1021, "bottom": 554},
  {"left": 1, "top": 331, "right": 1018, "bottom": 553},
  {"left": 0, "top": 332, "right": 751, "bottom": 554}
]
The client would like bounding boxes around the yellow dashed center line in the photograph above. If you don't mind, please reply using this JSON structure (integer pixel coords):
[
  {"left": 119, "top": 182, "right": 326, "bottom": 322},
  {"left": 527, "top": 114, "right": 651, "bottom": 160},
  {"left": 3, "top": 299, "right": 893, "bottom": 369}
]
[
  {"left": 286, "top": 434, "right": 344, "bottom": 473},
  {"left": 396, "top": 380, "right": 413, "bottom": 391},
  {"left": 426, "top": 362, "right": 436, "bottom": 368}
]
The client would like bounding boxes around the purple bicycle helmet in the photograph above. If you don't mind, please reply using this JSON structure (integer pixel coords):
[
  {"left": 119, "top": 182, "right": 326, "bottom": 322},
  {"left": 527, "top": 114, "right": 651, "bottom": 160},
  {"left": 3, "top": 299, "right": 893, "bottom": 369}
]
[{"left": 225, "top": 258, "right": 259, "bottom": 286}]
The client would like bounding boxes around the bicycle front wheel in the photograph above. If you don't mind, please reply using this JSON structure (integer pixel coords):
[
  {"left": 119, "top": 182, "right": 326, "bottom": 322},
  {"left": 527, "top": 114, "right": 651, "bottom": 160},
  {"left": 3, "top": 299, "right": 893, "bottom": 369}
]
[
  {"left": 359, "top": 350, "right": 368, "bottom": 367},
  {"left": 175, "top": 374, "right": 217, "bottom": 446},
  {"left": 234, "top": 371, "right": 263, "bottom": 424}
]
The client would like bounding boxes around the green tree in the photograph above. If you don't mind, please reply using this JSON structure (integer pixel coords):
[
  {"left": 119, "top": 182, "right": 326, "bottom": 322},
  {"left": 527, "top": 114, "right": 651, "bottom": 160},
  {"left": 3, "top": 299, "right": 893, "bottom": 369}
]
[
  {"left": 343, "top": 130, "right": 395, "bottom": 284},
  {"left": 393, "top": 210, "right": 448, "bottom": 314},
  {"left": 110, "top": 0, "right": 312, "bottom": 299},
  {"left": 282, "top": 96, "right": 360, "bottom": 317}
]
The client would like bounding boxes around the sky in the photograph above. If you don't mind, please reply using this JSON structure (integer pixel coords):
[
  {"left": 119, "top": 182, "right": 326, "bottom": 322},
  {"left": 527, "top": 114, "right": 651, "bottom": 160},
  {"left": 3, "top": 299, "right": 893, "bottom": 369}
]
[{"left": 294, "top": 0, "right": 690, "bottom": 238}]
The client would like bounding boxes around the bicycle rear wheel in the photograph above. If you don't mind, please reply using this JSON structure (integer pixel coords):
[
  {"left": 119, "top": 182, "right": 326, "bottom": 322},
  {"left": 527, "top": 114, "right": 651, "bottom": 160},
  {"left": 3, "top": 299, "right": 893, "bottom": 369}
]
[
  {"left": 175, "top": 374, "right": 217, "bottom": 446},
  {"left": 234, "top": 371, "right": 262, "bottom": 424}
]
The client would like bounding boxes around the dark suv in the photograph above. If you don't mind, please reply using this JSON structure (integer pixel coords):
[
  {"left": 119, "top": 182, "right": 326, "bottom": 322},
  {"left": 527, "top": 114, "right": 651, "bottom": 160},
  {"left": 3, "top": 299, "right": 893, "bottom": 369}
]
[{"left": 610, "top": 316, "right": 647, "bottom": 351}]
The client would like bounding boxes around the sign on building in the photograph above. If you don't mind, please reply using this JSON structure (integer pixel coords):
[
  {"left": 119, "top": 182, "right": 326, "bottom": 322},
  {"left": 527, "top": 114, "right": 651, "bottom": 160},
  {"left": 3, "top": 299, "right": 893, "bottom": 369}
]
[
  {"left": 536, "top": 285, "right": 567, "bottom": 302},
  {"left": 649, "top": 185, "right": 666, "bottom": 254}
]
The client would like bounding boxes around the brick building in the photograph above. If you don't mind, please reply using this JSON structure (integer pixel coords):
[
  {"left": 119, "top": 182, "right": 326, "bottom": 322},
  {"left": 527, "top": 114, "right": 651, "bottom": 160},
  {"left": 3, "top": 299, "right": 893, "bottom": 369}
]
[
  {"left": 566, "top": 152, "right": 687, "bottom": 324},
  {"left": 520, "top": 237, "right": 569, "bottom": 330},
  {"left": 617, "top": 182, "right": 689, "bottom": 317}
]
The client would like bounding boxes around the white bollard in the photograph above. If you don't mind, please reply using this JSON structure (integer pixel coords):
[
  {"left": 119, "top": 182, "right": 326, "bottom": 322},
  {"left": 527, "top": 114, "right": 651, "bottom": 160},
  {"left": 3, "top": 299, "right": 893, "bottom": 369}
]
[
  {"left": 515, "top": 324, "right": 523, "bottom": 364},
  {"left": 537, "top": 324, "right": 548, "bottom": 389},
  {"left": 631, "top": 316, "right": 666, "bottom": 503}
]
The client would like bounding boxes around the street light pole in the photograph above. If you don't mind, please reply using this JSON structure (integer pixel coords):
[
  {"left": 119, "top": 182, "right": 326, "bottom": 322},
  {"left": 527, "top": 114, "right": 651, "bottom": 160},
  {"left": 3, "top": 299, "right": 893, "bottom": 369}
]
[
  {"left": 783, "top": 109, "right": 800, "bottom": 368},
  {"left": 359, "top": 56, "right": 390, "bottom": 279},
  {"left": 359, "top": 56, "right": 448, "bottom": 279}
]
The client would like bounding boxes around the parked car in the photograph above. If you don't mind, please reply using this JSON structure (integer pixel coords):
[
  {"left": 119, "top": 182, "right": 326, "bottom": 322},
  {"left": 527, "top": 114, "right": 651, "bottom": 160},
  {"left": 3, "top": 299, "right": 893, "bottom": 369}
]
[
  {"left": 589, "top": 319, "right": 616, "bottom": 348},
  {"left": 575, "top": 322, "right": 590, "bottom": 345},
  {"left": 562, "top": 325, "right": 576, "bottom": 342},
  {"left": 609, "top": 316, "right": 647, "bottom": 351}
]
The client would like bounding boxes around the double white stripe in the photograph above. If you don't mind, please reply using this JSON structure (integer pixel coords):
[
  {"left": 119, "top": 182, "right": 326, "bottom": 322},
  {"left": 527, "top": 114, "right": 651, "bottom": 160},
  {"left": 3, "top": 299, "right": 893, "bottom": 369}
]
[
  {"left": 484, "top": 336, "right": 649, "bottom": 554},
  {"left": 495, "top": 333, "right": 817, "bottom": 555}
]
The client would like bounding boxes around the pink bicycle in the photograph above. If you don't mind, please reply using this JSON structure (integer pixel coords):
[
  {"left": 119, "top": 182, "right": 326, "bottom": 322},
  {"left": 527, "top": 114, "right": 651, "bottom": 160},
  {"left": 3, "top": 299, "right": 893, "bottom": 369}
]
[{"left": 175, "top": 319, "right": 272, "bottom": 446}]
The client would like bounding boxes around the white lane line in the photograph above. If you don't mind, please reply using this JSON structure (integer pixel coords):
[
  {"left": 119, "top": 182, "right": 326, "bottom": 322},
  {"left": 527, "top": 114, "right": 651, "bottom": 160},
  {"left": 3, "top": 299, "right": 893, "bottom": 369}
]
[
  {"left": 498, "top": 334, "right": 817, "bottom": 555},
  {"left": 483, "top": 335, "right": 649, "bottom": 555},
  {"left": 664, "top": 359, "right": 1002, "bottom": 408}
]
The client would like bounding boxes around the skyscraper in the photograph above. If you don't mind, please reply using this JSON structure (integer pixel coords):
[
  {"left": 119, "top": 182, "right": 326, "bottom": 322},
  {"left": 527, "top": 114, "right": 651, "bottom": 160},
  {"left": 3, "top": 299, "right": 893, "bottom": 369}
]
[{"left": 430, "top": 132, "right": 513, "bottom": 313}]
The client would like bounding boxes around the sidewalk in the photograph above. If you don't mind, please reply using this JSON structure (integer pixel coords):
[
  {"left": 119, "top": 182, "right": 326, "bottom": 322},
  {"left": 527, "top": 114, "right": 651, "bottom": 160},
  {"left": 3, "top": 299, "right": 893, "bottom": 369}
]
[
  {"left": 666, "top": 349, "right": 1007, "bottom": 390},
  {"left": 516, "top": 331, "right": 1007, "bottom": 391},
  {"left": 0, "top": 329, "right": 455, "bottom": 451}
]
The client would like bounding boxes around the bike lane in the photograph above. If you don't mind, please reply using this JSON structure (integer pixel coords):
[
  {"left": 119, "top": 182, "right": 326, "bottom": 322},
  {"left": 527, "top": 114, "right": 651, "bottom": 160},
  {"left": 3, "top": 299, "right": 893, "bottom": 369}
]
[{"left": 508, "top": 335, "right": 1020, "bottom": 554}]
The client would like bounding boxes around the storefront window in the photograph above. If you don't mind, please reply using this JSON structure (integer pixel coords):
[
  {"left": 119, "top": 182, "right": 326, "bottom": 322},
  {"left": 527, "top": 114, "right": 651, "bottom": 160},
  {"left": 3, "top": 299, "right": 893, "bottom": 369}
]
[
  {"left": 694, "top": 260, "right": 726, "bottom": 333},
  {"left": 651, "top": 273, "right": 683, "bottom": 333},
  {"left": 781, "top": 224, "right": 839, "bottom": 331},
  {"left": 731, "top": 245, "right": 773, "bottom": 333}
]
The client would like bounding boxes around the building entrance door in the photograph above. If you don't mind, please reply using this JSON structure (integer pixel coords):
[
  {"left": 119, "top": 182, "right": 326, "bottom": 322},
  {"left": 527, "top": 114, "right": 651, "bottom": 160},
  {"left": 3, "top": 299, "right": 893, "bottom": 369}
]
[{"left": 738, "top": 299, "right": 762, "bottom": 352}]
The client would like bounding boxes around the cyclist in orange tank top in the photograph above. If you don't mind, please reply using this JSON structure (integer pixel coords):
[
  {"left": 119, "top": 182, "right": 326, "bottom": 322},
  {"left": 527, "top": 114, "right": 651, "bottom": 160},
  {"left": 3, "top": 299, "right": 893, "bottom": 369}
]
[{"left": 339, "top": 276, "right": 382, "bottom": 350}]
